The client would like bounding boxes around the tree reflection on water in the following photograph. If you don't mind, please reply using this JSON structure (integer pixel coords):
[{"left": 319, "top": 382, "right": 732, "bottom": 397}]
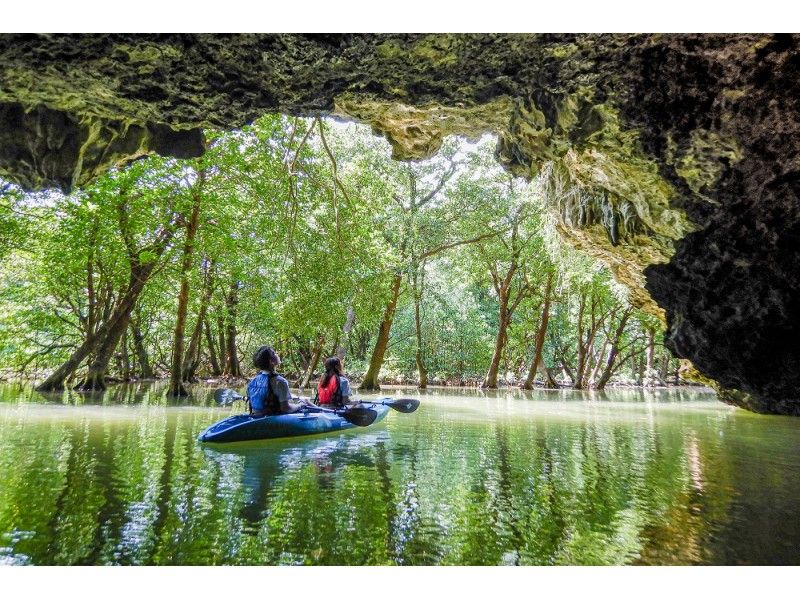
[{"left": 0, "top": 383, "right": 798, "bottom": 565}]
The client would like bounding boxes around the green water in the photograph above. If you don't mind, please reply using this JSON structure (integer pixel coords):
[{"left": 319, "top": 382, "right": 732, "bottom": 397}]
[{"left": 0, "top": 382, "right": 798, "bottom": 565}]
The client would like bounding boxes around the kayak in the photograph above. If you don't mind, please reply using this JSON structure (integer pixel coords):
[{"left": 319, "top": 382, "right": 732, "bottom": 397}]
[{"left": 198, "top": 404, "right": 390, "bottom": 443}]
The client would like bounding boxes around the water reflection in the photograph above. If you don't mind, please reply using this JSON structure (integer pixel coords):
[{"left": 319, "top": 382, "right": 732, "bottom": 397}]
[
  {"left": 0, "top": 382, "right": 798, "bottom": 564},
  {"left": 202, "top": 433, "right": 385, "bottom": 535}
]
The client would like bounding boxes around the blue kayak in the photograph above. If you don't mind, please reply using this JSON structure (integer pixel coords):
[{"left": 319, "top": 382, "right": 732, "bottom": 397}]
[{"left": 198, "top": 404, "right": 390, "bottom": 443}]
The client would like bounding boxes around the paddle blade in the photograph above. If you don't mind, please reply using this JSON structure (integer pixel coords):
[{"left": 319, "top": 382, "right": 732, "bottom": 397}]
[
  {"left": 386, "top": 398, "right": 420, "bottom": 413},
  {"left": 340, "top": 406, "right": 378, "bottom": 427},
  {"left": 214, "top": 388, "right": 244, "bottom": 405}
]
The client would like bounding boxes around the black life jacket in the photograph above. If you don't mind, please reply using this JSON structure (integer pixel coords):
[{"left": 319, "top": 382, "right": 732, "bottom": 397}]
[
  {"left": 264, "top": 372, "right": 282, "bottom": 415},
  {"left": 251, "top": 372, "right": 281, "bottom": 416},
  {"left": 331, "top": 375, "right": 345, "bottom": 408}
]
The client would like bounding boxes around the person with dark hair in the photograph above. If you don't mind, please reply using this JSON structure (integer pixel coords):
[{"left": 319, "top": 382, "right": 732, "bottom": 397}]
[
  {"left": 247, "top": 346, "right": 308, "bottom": 416},
  {"left": 316, "top": 356, "right": 353, "bottom": 408}
]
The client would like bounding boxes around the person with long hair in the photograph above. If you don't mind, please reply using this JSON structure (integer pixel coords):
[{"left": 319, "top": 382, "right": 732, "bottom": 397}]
[
  {"left": 316, "top": 356, "right": 353, "bottom": 408},
  {"left": 247, "top": 345, "right": 309, "bottom": 416}
]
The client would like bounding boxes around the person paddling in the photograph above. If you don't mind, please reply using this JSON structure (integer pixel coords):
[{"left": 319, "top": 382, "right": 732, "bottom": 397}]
[
  {"left": 247, "top": 346, "right": 309, "bottom": 416},
  {"left": 316, "top": 357, "right": 353, "bottom": 408}
]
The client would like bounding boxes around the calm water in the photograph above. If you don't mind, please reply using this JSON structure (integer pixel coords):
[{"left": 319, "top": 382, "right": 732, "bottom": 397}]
[{"left": 1, "top": 382, "right": 799, "bottom": 565}]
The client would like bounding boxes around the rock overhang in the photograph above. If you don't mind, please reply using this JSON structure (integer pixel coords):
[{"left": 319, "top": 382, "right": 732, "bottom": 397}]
[{"left": 1, "top": 33, "right": 798, "bottom": 413}]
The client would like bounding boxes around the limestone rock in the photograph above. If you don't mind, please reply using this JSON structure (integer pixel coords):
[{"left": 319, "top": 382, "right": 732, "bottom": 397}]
[{"left": 1, "top": 33, "right": 799, "bottom": 413}]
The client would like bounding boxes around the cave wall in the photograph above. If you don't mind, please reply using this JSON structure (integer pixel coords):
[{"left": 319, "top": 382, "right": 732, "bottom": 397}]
[
  {"left": 1, "top": 33, "right": 798, "bottom": 413},
  {"left": 631, "top": 36, "right": 800, "bottom": 414}
]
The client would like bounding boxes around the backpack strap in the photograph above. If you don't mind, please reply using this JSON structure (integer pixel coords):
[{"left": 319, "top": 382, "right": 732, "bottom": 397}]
[
  {"left": 264, "top": 371, "right": 279, "bottom": 414},
  {"left": 333, "top": 375, "right": 344, "bottom": 407}
]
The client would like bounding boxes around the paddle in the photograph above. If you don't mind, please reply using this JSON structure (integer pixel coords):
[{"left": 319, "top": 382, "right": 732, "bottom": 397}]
[
  {"left": 356, "top": 398, "right": 420, "bottom": 414},
  {"left": 307, "top": 404, "right": 378, "bottom": 427},
  {"left": 215, "top": 389, "right": 419, "bottom": 415},
  {"left": 214, "top": 388, "right": 246, "bottom": 406},
  {"left": 212, "top": 388, "right": 378, "bottom": 427}
]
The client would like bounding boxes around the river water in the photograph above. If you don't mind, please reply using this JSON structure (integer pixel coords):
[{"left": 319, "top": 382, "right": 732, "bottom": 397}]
[{"left": 0, "top": 382, "right": 798, "bottom": 565}]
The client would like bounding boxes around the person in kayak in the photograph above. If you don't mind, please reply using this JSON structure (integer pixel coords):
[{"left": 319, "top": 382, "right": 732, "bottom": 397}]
[
  {"left": 248, "top": 346, "right": 309, "bottom": 417},
  {"left": 316, "top": 357, "right": 354, "bottom": 408}
]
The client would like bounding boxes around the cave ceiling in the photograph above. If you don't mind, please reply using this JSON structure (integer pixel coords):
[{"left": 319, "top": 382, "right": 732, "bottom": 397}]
[{"left": 1, "top": 33, "right": 799, "bottom": 413}]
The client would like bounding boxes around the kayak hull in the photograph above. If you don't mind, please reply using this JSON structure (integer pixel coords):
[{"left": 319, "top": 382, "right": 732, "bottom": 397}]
[{"left": 198, "top": 404, "right": 390, "bottom": 443}]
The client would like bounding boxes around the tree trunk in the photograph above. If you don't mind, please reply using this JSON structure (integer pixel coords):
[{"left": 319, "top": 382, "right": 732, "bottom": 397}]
[
  {"left": 223, "top": 282, "right": 241, "bottom": 377},
  {"left": 182, "top": 251, "right": 214, "bottom": 383},
  {"left": 335, "top": 305, "right": 356, "bottom": 361},
  {"left": 573, "top": 292, "right": 588, "bottom": 390},
  {"left": 169, "top": 176, "right": 203, "bottom": 397},
  {"left": 574, "top": 344, "right": 589, "bottom": 389},
  {"left": 216, "top": 315, "right": 226, "bottom": 372},
  {"left": 37, "top": 335, "right": 98, "bottom": 392},
  {"left": 40, "top": 261, "right": 156, "bottom": 392},
  {"left": 120, "top": 330, "right": 131, "bottom": 381},
  {"left": 523, "top": 272, "right": 554, "bottom": 390},
  {"left": 646, "top": 328, "right": 656, "bottom": 371},
  {"left": 78, "top": 304, "right": 135, "bottom": 391},
  {"left": 131, "top": 314, "right": 153, "bottom": 378},
  {"left": 414, "top": 288, "right": 428, "bottom": 389},
  {"left": 78, "top": 276, "right": 157, "bottom": 390},
  {"left": 643, "top": 327, "right": 661, "bottom": 386},
  {"left": 595, "top": 346, "right": 620, "bottom": 391},
  {"left": 168, "top": 275, "right": 192, "bottom": 395},
  {"left": 415, "top": 351, "right": 429, "bottom": 389},
  {"left": 182, "top": 315, "right": 204, "bottom": 383},
  {"left": 183, "top": 278, "right": 211, "bottom": 382},
  {"left": 360, "top": 272, "right": 403, "bottom": 391},
  {"left": 595, "top": 309, "right": 632, "bottom": 390},
  {"left": 559, "top": 359, "right": 575, "bottom": 385},
  {"left": 659, "top": 352, "right": 670, "bottom": 383},
  {"left": 482, "top": 244, "right": 528, "bottom": 389},
  {"left": 45, "top": 187, "right": 176, "bottom": 392},
  {"left": 86, "top": 221, "right": 97, "bottom": 339},
  {"left": 204, "top": 320, "right": 222, "bottom": 376},
  {"left": 574, "top": 292, "right": 604, "bottom": 390},
  {"left": 299, "top": 336, "right": 325, "bottom": 390},
  {"left": 485, "top": 308, "right": 509, "bottom": 389},
  {"left": 595, "top": 347, "right": 619, "bottom": 390},
  {"left": 588, "top": 340, "right": 609, "bottom": 388},
  {"left": 635, "top": 353, "right": 646, "bottom": 385},
  {"left": 539, "top": 361, "right": 559, "bottom": 389}
]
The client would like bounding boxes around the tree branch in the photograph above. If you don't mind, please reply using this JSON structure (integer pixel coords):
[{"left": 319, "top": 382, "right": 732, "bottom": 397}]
[
  {"left": 316, "top": 118, "right": 353, "bottom": 206},
  {"left": 289, "top": 119, "right": 316, "bottom": 175},
  {"left": 392, "top": 193, "right": 408, "bottom": 211},
  {"left": 416, "top": 160, "right": 460, "bottom": 207},
  {"left": 419, "top": 228, "right": 503, "bottom": 260}
]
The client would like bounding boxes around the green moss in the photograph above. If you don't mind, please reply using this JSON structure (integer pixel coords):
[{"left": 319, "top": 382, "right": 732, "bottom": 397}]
[
  {"left": 333, "top": 94, "right": 514, "bottom": 160},
  {"left": 674, "top": 130, "right": 742, "bottom": 194},
  {"left": 114, "top": 43, "right": 182, "bottom": 65},
  {"left": 375, "top": 41, "right": 403, "bottom": 60},
  {"left": 544, "top": 43, "right": 580, "bottom": 59},
  {"left": 410, "top": 36, "right": 459, "bottom": 67}
]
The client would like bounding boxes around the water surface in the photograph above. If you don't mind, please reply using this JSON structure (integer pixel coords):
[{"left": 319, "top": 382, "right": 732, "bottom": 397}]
[{"left": 1, "top": 382, "right": 798, "bottom": 565}]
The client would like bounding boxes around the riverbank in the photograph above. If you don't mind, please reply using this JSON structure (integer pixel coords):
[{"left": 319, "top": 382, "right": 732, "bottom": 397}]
[{"left": 0, "top": 372, "right": 708, "bottom": 394}]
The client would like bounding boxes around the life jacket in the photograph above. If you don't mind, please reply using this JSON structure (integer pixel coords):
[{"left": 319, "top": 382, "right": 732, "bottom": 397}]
[
  {"left": 317, "top": 374, "right": 343, "bottom": 407},
  {"left": 248, "top": 371, "right": 281, "bottom": 416}
]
